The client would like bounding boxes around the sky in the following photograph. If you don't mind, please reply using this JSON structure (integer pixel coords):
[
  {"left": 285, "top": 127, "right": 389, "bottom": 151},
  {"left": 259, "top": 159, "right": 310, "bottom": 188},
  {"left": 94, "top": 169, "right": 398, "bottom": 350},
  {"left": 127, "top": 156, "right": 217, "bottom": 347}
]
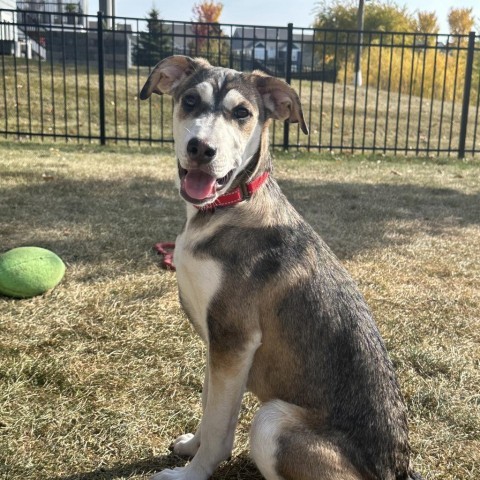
[{"left": 88, "top": 0, "right": 480, "bottom": 34}]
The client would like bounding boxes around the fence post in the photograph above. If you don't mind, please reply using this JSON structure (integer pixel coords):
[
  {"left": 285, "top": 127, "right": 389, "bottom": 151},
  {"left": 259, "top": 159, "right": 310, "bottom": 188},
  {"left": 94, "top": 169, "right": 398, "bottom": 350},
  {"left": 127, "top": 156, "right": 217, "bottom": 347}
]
[
  {"left": 97, "top": 11, "right": 106, "bottom": 145},
  {"left": 283, "top": 22, "right": 294, "bottom": 150},
  {"left": 458, "top": 31, "right": 476, "bottom": 159}
]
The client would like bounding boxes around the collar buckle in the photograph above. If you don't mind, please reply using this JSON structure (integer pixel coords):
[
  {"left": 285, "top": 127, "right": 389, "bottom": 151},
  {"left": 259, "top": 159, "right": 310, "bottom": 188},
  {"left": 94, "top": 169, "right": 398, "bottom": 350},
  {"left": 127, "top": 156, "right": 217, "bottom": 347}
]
[{"left": 239, "top": 181, "right": 251, "bottom": 200}]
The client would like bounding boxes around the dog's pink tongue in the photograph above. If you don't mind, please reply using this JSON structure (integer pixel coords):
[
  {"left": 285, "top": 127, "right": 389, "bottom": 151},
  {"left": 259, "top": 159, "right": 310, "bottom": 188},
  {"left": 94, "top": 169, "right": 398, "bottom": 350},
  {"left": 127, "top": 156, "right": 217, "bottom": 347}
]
[{"left": 183, "top": 170, "right": 216, "bottom": 200}]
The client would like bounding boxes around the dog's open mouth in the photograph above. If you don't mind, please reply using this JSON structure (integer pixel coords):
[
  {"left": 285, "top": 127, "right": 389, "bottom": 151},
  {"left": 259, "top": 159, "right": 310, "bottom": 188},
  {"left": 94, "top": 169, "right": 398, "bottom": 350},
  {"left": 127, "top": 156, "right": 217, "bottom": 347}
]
[{"left": 179, "top": 167, "right": 234, "bottom": 204}]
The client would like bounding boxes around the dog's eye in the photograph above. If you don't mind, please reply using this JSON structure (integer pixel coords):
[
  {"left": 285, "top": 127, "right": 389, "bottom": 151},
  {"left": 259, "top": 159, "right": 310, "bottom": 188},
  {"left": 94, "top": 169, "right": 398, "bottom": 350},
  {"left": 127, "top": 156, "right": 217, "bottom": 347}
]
[
  {"left": 233, "top": 106, "right": 250, "bottom": 119},
  {"left": 183, "top": 94, "right": 197, "bottom": 110}
]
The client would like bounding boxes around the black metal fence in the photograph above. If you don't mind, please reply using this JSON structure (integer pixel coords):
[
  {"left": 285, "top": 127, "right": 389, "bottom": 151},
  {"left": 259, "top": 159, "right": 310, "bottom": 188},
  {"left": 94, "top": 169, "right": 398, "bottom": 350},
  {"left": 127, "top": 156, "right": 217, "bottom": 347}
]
[{"left": 1, "top": 7, "right": 480, "bottom": 157}]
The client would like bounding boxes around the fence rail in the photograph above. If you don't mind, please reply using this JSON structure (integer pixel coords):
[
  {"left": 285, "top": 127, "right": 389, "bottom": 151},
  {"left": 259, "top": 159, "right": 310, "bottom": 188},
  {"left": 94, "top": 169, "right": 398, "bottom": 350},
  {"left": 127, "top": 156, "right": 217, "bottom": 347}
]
[{"left": 1, "top": 8, "right": 480, "bottom": 157}]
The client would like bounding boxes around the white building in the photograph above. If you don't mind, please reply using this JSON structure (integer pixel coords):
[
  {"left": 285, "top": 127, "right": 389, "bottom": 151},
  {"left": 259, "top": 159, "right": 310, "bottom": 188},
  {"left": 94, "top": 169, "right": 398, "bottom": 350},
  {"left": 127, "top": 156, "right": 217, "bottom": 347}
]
[
  {"left": 16, "top": 1, "right": 89, "bottom": 27},
  {"left": 0, "top": 0, "right": 18, "bottom": 55}
]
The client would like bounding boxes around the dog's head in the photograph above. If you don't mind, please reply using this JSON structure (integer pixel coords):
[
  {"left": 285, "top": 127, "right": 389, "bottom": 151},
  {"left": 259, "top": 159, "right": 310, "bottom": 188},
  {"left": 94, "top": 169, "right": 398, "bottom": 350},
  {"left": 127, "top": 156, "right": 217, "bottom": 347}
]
[{"left": 140, "top": 56, "right": 308, "bottom": 206}]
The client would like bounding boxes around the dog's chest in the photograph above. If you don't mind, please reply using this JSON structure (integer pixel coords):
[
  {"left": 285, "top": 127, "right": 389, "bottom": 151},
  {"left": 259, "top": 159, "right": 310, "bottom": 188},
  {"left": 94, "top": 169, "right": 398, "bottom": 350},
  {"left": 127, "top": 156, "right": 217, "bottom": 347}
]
[{"left": 174, "top": 222, "right": 223, "bottom": 343}]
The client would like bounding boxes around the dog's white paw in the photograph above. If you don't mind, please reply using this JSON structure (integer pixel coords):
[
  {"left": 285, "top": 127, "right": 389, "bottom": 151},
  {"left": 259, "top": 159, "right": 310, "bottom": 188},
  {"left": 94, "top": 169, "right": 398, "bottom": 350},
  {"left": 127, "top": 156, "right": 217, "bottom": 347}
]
[
  {"left": 171, "top": 433, "right": 200, "bottom": 457},
  {"left": 151, "top": 466, "right": 203, "bottom": 480}
]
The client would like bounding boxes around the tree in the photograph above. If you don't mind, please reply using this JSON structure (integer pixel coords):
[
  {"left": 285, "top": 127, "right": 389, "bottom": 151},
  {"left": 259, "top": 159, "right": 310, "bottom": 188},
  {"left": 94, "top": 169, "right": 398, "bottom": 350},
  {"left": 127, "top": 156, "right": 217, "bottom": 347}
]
[
  {"left": 313, "top": 0, "right": 416, "bottom": 33},
  {"left": 65, "top": 2, "right": 78, "bottom": 25},
  {"left": 414, "top": 10, "right": 440, "bottom": 47},
  {"left": 190, "top": 1, "right": 229, "bottom": 64},
  {"left": 313, "top": 0, "right": 416, "bottom": 69},
  {"left": 192, "top": 1, "right": 223, "bottom": 24},
  {"left": 415, "top": 11, "right": 440, "bottom": 34},
  {"left": 134, "top": 8, "right": 172, "bottom": 67},
  {"left": 447, "top": 7, "right": 475, "bottom": 36}
]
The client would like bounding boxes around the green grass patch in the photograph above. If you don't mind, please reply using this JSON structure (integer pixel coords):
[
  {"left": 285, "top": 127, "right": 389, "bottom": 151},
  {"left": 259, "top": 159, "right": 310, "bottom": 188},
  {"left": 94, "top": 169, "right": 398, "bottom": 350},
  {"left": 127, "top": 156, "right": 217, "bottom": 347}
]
[{"left": 0, "top": 143, "right": 479, "bottom": 479}]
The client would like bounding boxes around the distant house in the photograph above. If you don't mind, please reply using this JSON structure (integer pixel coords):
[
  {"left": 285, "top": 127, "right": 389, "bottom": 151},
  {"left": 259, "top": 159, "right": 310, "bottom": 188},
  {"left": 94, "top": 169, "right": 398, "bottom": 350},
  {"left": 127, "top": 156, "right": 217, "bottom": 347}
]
[
  {"left": 0, "top": 0, "right": 15, "bottom": 15},
  {"left": 231, "top": 27, "right": 314, "bottom": 74},
  {"left": 144, "top": 23, "right": 314, "bottom": 74},
  {"left": 16, "top": 1, "right": 89, "bottom": 27},
  {"left": 0, "top": 1, "right": 132, "bottom": 67},
  {"left": 2, "top": 1, "right": 90, "bottom": 59},
  {"left": 0, "top": 0, "right": 18, "bottom": 55},
  {"left": 86, "top": 20, "right": 133, "bottom": 68},
  {"left": 170, "top": 22, "right": 196, "bottom": 54}
]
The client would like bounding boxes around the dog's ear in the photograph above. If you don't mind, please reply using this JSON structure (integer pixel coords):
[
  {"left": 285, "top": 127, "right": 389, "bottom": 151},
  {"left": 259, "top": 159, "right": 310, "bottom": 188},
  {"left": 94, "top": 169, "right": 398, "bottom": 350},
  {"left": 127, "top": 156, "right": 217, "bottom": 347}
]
[
  {"left": 139, "top": 56, "right": 210, "bottom": 99},
  {"left": 252, "top": 72, "right": 308, "bottom": 135}
]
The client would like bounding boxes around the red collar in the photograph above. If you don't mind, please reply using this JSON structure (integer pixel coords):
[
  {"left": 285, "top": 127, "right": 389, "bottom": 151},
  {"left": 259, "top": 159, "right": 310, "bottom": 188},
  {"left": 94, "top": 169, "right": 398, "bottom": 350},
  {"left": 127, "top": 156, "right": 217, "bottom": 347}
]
[{"left": 196, "top": 171, "right": 270, "bottom": 211}]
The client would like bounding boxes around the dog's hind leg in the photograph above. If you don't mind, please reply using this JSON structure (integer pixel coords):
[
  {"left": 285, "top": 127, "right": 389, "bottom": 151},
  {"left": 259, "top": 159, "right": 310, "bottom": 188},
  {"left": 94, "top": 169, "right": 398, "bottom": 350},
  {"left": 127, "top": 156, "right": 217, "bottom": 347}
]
[{"left": 250, "top": 400, "right": 363, "bottom": 480}]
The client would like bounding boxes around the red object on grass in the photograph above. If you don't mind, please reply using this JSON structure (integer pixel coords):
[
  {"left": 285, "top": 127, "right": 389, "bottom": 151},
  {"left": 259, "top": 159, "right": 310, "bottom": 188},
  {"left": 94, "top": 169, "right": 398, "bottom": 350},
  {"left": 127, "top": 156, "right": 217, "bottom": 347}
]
[{"left": 154, "top": 242, "right": 176, "bottom": 271}]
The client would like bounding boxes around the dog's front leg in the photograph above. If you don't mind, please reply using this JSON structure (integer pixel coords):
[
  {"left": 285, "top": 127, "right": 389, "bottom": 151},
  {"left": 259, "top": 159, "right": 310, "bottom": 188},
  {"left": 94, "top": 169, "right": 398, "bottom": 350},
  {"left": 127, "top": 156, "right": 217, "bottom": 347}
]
[
  {"left": 170, "top": 363, "right": 210, "bottom": 457},
  {"left": 152, "top": 332, "right": 261, "bottom": 480}
]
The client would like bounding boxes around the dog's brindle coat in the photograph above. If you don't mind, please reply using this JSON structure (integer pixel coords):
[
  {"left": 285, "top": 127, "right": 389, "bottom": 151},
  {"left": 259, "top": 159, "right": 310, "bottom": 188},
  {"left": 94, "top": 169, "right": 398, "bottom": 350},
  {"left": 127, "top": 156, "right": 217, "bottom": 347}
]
[{"left": 140, "top": 56, "right": 422, "bottom": 480}]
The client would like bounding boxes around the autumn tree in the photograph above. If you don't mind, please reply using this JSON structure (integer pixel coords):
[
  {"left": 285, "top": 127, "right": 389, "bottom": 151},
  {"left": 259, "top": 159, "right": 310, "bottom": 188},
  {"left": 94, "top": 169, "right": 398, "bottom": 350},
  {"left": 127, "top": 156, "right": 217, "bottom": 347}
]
[
  {"left": 447, "top": 7, "right": 475, "bottom": 36},
  {"left": 313, "top": 0, "right": 416, "bottom": 70},
  {"left": 193, "top": 1, "right": 223, "bottom": 25},
  {"left": 414, "top": 10, "right": 440, "bottom": 46},
  {"left": 190, "top": 1, "right": 228, "bottom": 64},
  {"left": 415, "top": 11, "right": 440, "bottom": 34},
  {"left": 134, "top": 8, "right": 172, "bottom": 66},
  {"left": 313, "top": 0, "right": 416, "bottom": 33}
]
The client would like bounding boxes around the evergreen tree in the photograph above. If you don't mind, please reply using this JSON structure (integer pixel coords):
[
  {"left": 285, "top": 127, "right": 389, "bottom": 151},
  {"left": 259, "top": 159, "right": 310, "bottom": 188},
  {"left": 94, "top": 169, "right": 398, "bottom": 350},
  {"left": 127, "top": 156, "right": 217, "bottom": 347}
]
[{"left": 134, "top": 8, "right": 172, "bottom": 66}]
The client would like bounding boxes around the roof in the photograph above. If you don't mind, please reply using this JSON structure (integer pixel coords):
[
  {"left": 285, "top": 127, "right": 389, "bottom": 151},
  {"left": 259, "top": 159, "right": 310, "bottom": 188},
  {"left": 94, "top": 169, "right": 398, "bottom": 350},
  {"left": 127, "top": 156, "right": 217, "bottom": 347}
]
[{"left": 231, "top": 27, "right": 311, "bottom": 51}]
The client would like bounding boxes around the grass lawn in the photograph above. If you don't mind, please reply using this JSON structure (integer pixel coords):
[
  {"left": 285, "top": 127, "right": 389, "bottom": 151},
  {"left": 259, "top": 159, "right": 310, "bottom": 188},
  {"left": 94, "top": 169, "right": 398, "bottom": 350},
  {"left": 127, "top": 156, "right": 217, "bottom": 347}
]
[
  {"left": 0, "top": 142, "right": 479, "bottom": 480},
  {"left": 3, "top": 58, "right": 480, "bottom": 154}
]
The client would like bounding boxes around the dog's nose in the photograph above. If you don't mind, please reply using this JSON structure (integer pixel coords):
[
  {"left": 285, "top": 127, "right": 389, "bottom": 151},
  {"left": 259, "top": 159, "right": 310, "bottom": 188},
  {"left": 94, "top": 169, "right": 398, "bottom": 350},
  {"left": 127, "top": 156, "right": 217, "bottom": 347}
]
[{"left": 186, "top": 138, "right": 217, "bottom": 164}]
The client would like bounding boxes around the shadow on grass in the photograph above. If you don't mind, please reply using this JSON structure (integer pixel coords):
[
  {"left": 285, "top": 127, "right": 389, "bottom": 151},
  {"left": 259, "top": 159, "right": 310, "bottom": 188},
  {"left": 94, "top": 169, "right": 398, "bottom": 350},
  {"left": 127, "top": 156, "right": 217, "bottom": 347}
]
[
  {"left": 52, "top": 454, "right": 184, "bottom": 480},
  {"left": 53, "top": 453, "right": 261, "bottom": 480},
  {"left": 1, "top": 174, "right": 479, "bottom": 270},
  {"left": 281, "top": 180, "right": 480, "bottom": 258},
  {"left": 0, "top": 175, "right": 183, "bottom": 276}
]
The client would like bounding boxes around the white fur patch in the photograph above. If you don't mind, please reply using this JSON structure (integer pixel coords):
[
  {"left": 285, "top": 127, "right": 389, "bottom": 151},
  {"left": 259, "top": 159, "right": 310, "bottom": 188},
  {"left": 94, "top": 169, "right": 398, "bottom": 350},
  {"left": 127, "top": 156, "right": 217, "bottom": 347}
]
[
  {"left": 195, "top": 81, "right": 214, "bottom": 106},
  {"left": 214, "top": 68, "right": 236, "bottom": 90},
  {"left": 250, "top": 400, "right": 301, "bottom": 480},
  {"left": 223, "top": 89, "right": 248, "bottom": 111},
  {"left": 174, "top": 219, "right": 223, "bottom": 342}
]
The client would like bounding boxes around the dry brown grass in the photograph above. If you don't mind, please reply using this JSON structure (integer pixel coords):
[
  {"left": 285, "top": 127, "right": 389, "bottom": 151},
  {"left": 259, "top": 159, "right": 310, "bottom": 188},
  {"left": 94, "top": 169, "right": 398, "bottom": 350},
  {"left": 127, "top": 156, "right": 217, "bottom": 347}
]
[{"left": 0, "top": 142, "right": 479, "bottom": 480}]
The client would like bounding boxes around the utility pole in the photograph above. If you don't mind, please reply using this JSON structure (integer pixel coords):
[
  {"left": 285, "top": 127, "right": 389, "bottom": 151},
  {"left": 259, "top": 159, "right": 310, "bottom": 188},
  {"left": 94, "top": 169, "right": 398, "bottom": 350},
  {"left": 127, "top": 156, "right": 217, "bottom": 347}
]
[
  {"left": 355, "top": 0, "right": 365, "bottom": 87},
  {"left": 99, "top": 0, "right": 114, "bottom": 29}
]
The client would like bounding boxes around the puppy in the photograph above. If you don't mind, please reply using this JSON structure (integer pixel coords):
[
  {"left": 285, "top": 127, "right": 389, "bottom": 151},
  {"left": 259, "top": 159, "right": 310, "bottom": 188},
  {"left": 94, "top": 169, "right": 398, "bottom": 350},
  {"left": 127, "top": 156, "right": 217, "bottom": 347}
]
[{"left": 140, "top": 56, "right": 423, "bottom": 480}]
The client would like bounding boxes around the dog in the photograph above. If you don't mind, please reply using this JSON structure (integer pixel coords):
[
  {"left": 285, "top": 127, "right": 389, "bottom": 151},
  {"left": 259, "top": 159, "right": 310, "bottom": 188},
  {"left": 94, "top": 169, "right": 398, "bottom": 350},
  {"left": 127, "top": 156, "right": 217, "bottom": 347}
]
[{"left": 140, "top": 56, "right": 423, "bottom": 480}]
